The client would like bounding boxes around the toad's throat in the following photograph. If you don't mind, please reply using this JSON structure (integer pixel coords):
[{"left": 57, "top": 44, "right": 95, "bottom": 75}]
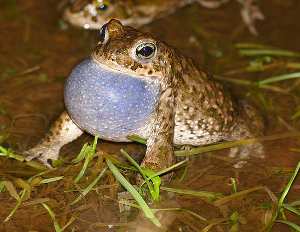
[{"left": 64, "top": 58, "right": 160, "bottom": 141}]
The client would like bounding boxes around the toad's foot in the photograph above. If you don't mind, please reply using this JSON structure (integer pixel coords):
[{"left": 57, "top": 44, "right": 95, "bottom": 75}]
[
  {"left": 229, "top": 142, "right": 264, "bottom": 168},
  {"left": 196, "top": 0, "right": 230, "bottom": 8},
  {"left": 24, "top": 145, "right": 60, "bottom": 167},
  {"left": 24, "top": 111, "right": 83, "bottom": 167},
  {"left": 175, "top": 145, "right": 194, "bottom": 162},
  {"left": 238, "top": 0, "right": 264, "bottom": 35}
]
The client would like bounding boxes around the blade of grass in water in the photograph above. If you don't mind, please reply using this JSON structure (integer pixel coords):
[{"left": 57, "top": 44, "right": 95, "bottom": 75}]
[
  {"left": 290, "top": 201, "right": 300, "bottom": 207},
  {"left": 214, "top": 186, "right": 266, "bottom": 206},
  {"left": 72, "top": 143, "right": 90, "bottom": 163},
  {"left": 127, "top": 134, "right": 147, "bottom": 145},
  {"left": 4, "top": 189, "right": 27, "bottom": 222},
  {"left": 264, "top": 161, "right": 300, "bottom": 232},
  {"left": 41, "top": 203, "right": 62, "bottom": 232},
  {"left": 0, "top": 146, "right": 47, "bottom": 170},
  {"left": 276, "top": 220, "right": 300, "bottom": 232},
  {"left": 258, "top": 72, "right": 300, "bottom": 85},
  {"left": 161, "top": 186, "right": 222, "bottom": 202},
  {"left": 235, "top": 43, "right": 272, "bottom": 49},
  {"left": 119, "top": 199, "right": 208, "bottom": 222},
  {"left": 120, "top": 149, "right": 160, "bottom": 201},
  {"left": 283, "top": 204, "right": 300, "bottom": 216},
  {"left": 40, "top": 176, "right": 64, "bottom": 184},
  {"left": 41, "top": 203, "right": 76, "bottom": 232},
  {"left": 214, "top": 75, "right": 289, "bottom": 94},
  {"left": 106, "top": 159, "right": 161, "bottom": 227},
  {"left": 71, "top": 167, "right": 107, "bottom": 205},
  {"left": 292, "top": 109, "right": 300, "bottom": 120},
  {"left": 74, "top": 136, "right": 98, "bottom": 183},
  {"left": 175, "top": 132, "right": 300, "bottom": 157},
  {"left": 238, "top": 49, "right": 300, "bottom": 58},
  {"left": 278, "top": 162, "right": 300, "bottom": 207},
  {"left": 126, "top": 133, "right": 300, "bottom": 157},
  {"left": 145, "top": 160, "right": 187, "bottom": 181},
  {"left": 3, "top": 168, "right": 64, "bottom": 222}
]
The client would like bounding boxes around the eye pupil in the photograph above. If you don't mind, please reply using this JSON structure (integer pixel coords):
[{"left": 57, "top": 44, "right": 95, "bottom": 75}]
[
  {"left": 136, "top": 43, "right": 156, "bottom": 60},
  {"left": 141, "top": 46, "right": 153, "bottom": 57}
]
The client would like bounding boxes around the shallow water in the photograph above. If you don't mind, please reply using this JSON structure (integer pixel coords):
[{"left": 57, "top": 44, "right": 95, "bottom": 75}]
[{"left": 0, "top": 0, "right": 300, "bottom": 231}]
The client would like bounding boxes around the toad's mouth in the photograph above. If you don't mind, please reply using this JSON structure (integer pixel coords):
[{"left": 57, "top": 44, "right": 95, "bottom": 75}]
[{"left": 64, "top": 58, "right": 160, "bottom": 141}]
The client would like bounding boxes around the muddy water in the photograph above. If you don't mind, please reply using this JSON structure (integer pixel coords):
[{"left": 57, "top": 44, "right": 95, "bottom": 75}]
[{"left": 0, "top": 0, "right": 300, "bottom": 231}]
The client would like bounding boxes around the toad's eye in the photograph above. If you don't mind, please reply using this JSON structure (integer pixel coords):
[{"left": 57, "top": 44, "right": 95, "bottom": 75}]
[
  {"left": 96, "top": 1, "right": 109, "bottom": 12},
  {"left": 97, "top": 4, "right": 108, "bottom": 11},
  {"left": 99, "top": 23, "right": 109, "bottom": 43},
  {"left": 135, "top": 42, "right": 156, "bottom": 61}
]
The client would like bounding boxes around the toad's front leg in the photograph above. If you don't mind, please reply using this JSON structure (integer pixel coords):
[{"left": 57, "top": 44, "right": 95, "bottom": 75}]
[
  {"left": 24, "top": 111, "right": 83, "bottom": 166},
  {"left": 140, "top": 87, "right": 175, "bottom": 174}
]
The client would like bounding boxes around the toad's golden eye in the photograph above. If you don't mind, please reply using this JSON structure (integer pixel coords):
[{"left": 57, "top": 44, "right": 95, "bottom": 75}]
[{"left": 135, "top": 42, "right": 156, "bottom": 60}]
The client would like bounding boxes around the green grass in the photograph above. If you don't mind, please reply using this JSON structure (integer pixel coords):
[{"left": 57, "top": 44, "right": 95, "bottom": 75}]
[
  {"left": 72, "top": 136, "right": 98, "bottom": 183},
  {"left": 161, "top": 186, "right": 223, "bottom": 202},
  {"left": 0, "top": 145, "right": 47, "bottom": 170},
  {"left": 264, "top": 161, "right": 300, "bottom": 231},
  {"left": 42, "top": 203, "right": 76, "bottom": 232},
  {"left": 106, "top": 158, "right": 161, "bottom": 227},
  {"left": 236, "top": 43, "right": 300, "bottom": 58},
  {"left": 71, "top": 167, "right": 107, "bottom": 205},
  {"left": 120, "top": 149, "right": 161, "bottom": 201},
  {"left": 258, "top": 72, "right": 300, "bottom": 86}
]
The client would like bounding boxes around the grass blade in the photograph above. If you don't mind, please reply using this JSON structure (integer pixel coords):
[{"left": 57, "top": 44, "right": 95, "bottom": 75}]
[
  {"left": 74, "top": 136, "right": 98, "bottom": 183},
  {"left": 106, "top": 158, "right": 161, "bottom": 227},
  {"left": 120, "top": 149, "right": 161, "bottom": 201},
  {"left": 258, "top": 72, "right": 300, "bottom": 85},
  {"left": 40, "top": 176, "right": 64, "bottom": 184},
  {"left": 127, "top": 134, "right": 147, "bottom": 145},
  {"left": 41, "top": 203, "right": 62, "bottom": 232},
  {"left": 283, "top": 204, "right": 300, "bottom": 216},
  {"left": 278, "top": 162, "right": 300, "bottom": 207},
  {"left": 161, "top": 186, "right": 222, "bottom": 202},
  {"left": 71, "top": 167, "right": 107, "bottom": 205},
  {"left": 4, "top": 190, "right": 26, "bottom": 222},
  {"left": 2, "top": 181, "right": 20, "bottom": 201},
  {"left": 239, "top": 49, "right": 300, "bottom": 58},
  {"left": 276, "top": 220, "right": 300, "bottom": 231},
  {"left": 175, "top": 132, "right": 300, "bottom": 157}
]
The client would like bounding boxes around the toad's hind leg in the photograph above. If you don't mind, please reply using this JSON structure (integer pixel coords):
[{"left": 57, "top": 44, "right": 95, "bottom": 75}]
[
  {"left": 24, "top": 111, "right": 83, "bottom": 166},
  {"left": 227, "top": 101, "right": 265, "bottom": 161}
]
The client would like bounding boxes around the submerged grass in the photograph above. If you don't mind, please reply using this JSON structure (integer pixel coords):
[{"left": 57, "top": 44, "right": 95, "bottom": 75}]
[
  {"left": 42, "top": 203, "right": 76, "bottom": 232},
  {"left": 128, "top": 132, "right": 300, "bottom": 158},
  {"left": 71, "top": 167, "right": 107, "bottom": 205},
  {"left": 264, "top": 161, "right": 300, "bottom": 231},
  {"left": 161, "top": 186, "right": 223, "bottom": 202},
  {"left": 72, "top": 136, "right": 98, "bottom": 183},
  {"left": 0, "top": 134, "right": 299, "bottom": 231},
  {"left": 258, "top": 72, "right": 300, "bottom": 86},
  {"left": 106, "top": 158, "right": 161, "bottom": 227},
  {"left": 120, "top": 149, "right": 161, "bottom": 201},
  {"left": 175, "top": 132, "right": 300, "bottom": 157},
  {"left": 3, "top": 169, "right": 65, "bottom": 222},
  {"left": 235, "top": 43, "right": 300, "bottom": 58},
  {"left": 0, "top": 146, "right": 47, "bottom": 170}
]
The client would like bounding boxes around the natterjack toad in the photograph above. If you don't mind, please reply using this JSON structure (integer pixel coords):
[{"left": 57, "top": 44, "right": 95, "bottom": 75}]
[
  {"left": 64, "top": 0, "right": 263, "bottom": 35},
  {"left": 25, "top": 19, "right": 264, "bottom": 172}
]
